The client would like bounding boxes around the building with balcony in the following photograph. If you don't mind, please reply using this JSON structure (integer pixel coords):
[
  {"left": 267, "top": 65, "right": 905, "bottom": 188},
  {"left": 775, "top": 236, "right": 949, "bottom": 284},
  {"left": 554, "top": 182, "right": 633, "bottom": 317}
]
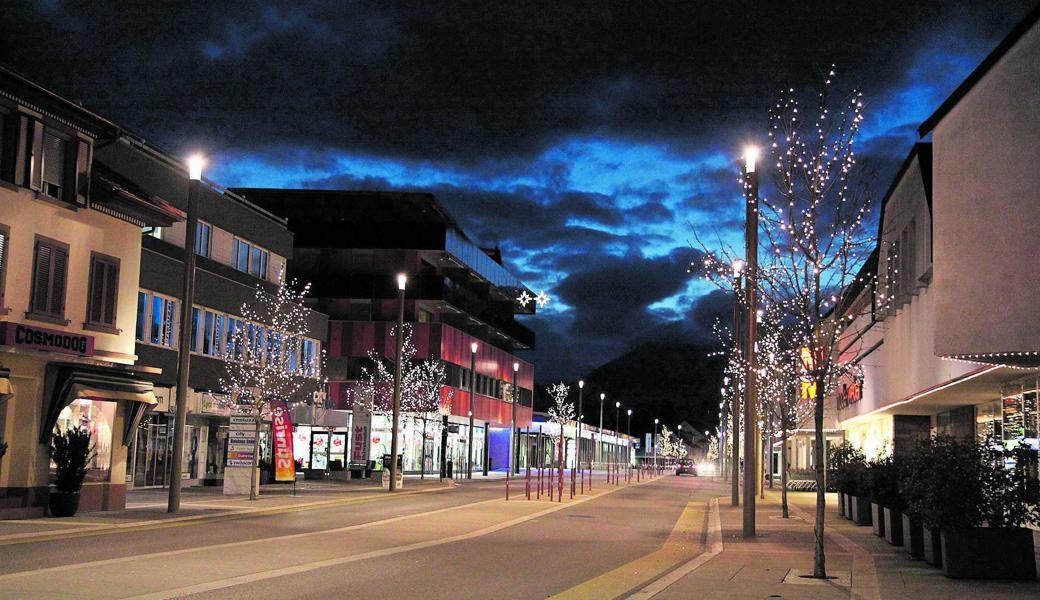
[
  {"left": 0, "top": 66, "right": 184, "bottom": 517},
  {"left": 231, "top": 188, "right": 536, "bottom": 475}
]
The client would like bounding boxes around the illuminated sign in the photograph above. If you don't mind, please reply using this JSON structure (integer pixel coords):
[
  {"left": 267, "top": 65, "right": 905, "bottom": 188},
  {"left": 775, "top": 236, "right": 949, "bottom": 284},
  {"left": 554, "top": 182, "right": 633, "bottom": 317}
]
[
  {"left": 0, "top": 322, "right": 94, "bottom": 356},
  {"left": 836, "top": 375, "right": 864, "bottom": 410}
]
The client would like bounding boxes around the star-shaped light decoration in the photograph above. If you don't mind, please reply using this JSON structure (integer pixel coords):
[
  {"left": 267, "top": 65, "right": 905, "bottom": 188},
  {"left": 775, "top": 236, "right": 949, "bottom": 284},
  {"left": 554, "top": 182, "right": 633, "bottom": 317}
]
[
  {"left": 535, "top": 290, "right": 551, "bottom": 308},
  {"left": 516, "top": 290, "right": 534, "bottom": 308}
]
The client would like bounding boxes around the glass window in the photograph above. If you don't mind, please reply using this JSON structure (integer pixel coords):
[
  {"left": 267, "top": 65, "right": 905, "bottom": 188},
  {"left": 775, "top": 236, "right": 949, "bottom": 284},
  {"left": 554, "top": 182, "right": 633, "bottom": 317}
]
[
  {"left": 203, "top": 310, "right": 214, "bottom": 355},
  {"left": 233, "top": 239, "right": 249, "bottom": 272},
  {"left": 195, "top": 222, "right": 212, "bottom": 257},
  {"left": 30, "top": 237, "right": 69, "bottom": 318},
  {"left": 250, "top": 246, "right": 262, "bottom": 277},
  {"left": 87, "top": 254, "right": 120, "bottom": 327},
  {"left": 54, "top": 399, "right": 115, "bottom": 481},
  {"left": 136, "top": 292, "right": 147, "bottom": 341},
  {"left": 190, "top": 307, "right": 201, "bottom": 352}
]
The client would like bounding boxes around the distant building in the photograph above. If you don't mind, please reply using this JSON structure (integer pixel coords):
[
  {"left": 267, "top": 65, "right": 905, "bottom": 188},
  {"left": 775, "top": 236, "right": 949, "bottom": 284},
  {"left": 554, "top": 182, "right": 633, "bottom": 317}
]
[
  {"left": 0, "top": 66, "right": 183, "bottom": 517},
  {"left": 232, "top": 188, "right": 536, "bottom": 475}
]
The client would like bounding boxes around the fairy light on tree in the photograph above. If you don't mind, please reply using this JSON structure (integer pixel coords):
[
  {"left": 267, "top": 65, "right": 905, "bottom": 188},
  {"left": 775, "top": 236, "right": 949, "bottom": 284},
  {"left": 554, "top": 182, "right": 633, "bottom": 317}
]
[
  {"left": 697, "top": 67, "right": 877, "bottom": 578},
  {"left": 547, "top": 382, "right": 574, "bottom": 497},
  {"left": 221, "top": 268, "right": 326, "bottom": 500}
]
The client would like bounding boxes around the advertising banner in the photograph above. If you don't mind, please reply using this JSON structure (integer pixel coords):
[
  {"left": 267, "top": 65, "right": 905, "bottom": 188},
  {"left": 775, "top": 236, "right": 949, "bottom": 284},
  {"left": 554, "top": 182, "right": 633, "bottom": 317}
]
[
  {"left": 351, "top": 397, "right": 372, "bottom": 467},
  {"left": 271, "top": 401, "right": 295, "bottom": 482}
]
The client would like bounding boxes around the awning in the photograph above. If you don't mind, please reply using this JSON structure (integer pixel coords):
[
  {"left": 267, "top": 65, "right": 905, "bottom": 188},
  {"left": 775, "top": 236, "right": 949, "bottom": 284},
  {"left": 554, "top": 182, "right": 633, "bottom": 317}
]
[
  {"left": 42, "top": 364, "right": 158, "bottom": 446},
  {"left": 0, "top": 366, "right": 13, "bottom": 400}
]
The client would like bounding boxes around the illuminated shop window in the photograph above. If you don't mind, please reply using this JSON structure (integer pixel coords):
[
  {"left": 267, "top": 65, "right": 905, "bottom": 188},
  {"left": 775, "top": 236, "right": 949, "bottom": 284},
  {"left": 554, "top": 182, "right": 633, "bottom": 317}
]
[{"left": 54, "top": 399, "right": 115, "bottom": 481}]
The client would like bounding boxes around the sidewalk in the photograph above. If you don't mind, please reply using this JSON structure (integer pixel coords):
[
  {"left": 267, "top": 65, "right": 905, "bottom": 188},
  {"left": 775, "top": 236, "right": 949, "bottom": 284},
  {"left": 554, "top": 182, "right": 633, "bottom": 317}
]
[{"left": 654, "top": 479, "right": 1040, "bottom": 599}]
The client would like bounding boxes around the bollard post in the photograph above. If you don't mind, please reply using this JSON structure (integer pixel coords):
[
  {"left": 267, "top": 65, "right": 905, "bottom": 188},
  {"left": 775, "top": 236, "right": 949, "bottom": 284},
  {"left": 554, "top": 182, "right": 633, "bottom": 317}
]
[
  {"left": 526, "top": 460, "right": 531, "bottom": 500},
  {"left": 506, "top": 469, "right": 510, "bottom": 501}
]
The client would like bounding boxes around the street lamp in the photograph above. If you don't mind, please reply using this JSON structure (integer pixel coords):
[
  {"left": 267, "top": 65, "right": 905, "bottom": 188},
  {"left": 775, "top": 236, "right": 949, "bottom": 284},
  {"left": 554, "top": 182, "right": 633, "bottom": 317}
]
[
  {"left": 742, "top": 145, "right": 760, "bottom": 538},
  {"left": 388, "top": 273, "right": 407, "bottom": 492},
  {"left": 511, "top": 362, "right": 519, "bottom": 475},
  {"left": 614, "top": 401, "right": 621, "bottom": 484},
  {"left": 730, "top": 258, "right": 743, "bottom": 508},
  {"left": 653, "top": 418, "right": 660, "bottom": 474},
  {"left": 168, "top": 153, "right": 205, "bottom": 513},
  {"left": 576, "top": 380, "right": 584, "bottom": 470},
  {"left": 598, "top": 392, "right": 605, "bottom": 467},
  {"left": 467, "top": 341, "right": 477, "bottom": 479},
  {"left": 626, "top": 409, "right": 632, "bottom": 475}
]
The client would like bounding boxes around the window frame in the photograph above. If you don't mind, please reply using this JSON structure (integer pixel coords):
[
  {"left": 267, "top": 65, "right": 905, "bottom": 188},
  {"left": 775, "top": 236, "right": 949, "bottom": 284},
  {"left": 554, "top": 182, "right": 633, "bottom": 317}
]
[
  {"left": 39, "top": 127, "right": 69, "bottom": 201},
  {"left": 195, "top": 220, "right": 213, "bottom": 258},
  {"left": 27, "top": 234, "right": 70, "bottom": 325},
  {"left": 232, "top": 236, "right": 270, "bottom": 280},
  {"left": 137, "top": 289, "right": 179, "bottom": 349},
  {"left": 0, "top": 223, "right": 9, "bottom": 311},
  {"left": 85, "top": 251, "right": 121, "bottom": 332}
]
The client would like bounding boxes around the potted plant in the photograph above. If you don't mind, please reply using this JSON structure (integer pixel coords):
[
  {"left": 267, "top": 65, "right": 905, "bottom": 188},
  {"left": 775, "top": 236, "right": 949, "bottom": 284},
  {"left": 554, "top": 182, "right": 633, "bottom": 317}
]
[
  {"left": 828, "top": 441, "right": 866, "bottom": 521},
  {"left": 939, "top": 441, "right": 1039, "bottom": 580},
  {"left": 49, "top": 427, "right": 95, "bottom": 517},
  {"left": 865, "top": 453, "right": 904, "bottom": 541},
  {"left": 902, "top": 435, "right": 984, "bottom": 568}
]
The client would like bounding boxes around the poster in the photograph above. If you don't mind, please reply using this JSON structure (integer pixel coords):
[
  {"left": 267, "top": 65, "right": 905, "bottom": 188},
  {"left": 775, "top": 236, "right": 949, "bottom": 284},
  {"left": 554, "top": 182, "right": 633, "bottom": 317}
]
[{"left": 271, "top": 401, "right": 296, "bottom": 482}]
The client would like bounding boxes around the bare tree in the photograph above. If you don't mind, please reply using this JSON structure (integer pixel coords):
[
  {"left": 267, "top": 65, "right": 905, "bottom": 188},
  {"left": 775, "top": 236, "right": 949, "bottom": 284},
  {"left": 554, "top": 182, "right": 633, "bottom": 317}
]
[{"left": 221, "top": 270, "right": 326, "bottom": 500}]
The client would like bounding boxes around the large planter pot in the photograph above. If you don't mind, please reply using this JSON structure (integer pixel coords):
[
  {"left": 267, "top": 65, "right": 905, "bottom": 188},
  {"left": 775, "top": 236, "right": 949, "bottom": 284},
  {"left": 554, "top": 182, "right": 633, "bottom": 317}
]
[
  {"left": 844, "top": 494, "right": 853, "bottom": 519},
  {"left": 48, "top": 491, "right": 81, "bottom": 517},
  {"left": 923, "top": 526, "right": 943, "bottom": 567},
  {"left": 902, "top": 514, "right": 924, "bottom": 558},
  {"left": 883, "top": 507, "right": 904, "bottom": 546},
  {"left": 871, "top": 503, "right": 885, "bottom": 537},
  {"left": 940, "top": 528, "right": 1036, "bottom": 580},
  {"left": 850, "top": 495, "right": 872, "bottom": 526},
  {"left": 837, "top": 492, "right": 846, "bottom": 517}
]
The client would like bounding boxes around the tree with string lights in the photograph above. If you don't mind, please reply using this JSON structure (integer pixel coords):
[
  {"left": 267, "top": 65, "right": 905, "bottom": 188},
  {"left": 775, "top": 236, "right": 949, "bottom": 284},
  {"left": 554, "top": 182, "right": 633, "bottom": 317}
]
[
  {"left": 221, "top": 269, "right": 326, "bottom": 500},
  {"left": 698, "top": 67, "right": 877, "bottom": 578},
  {"left": 546, "top": 382, "right": 574, "bottom": 494}
]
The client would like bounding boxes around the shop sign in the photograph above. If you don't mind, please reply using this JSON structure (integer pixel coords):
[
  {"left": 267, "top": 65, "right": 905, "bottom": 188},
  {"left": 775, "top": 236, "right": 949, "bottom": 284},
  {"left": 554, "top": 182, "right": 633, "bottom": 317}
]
[
  {"left": 0, "top": 322, "right": 94, "bottom": 356},
  {"left": 351, "top": 399, "right": 371, "bottom": 467},
  {"left": 227, "top": 414, "right": 257, "bottom": 468},
  {"left": 271, "top": 401, "right": 295, "bottom": 482},
  {"left": 836, "top": 375, "right": 863, "bottom": 410}
]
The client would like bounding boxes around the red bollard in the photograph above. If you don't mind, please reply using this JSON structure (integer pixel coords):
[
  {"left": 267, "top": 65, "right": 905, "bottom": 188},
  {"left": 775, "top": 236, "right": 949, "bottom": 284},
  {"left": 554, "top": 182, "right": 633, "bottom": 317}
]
[
  {"left": 537, "top": 465, "right": 542, "bottom": 499},
  {"left": 526, "top": 462, "right": 531, "bottom": 500},
  {"left": 580, "top": 464, "right": 585, "bottom": 494},
  {"left": 506, "top": 469, "right": 510, "bottom": 501}
]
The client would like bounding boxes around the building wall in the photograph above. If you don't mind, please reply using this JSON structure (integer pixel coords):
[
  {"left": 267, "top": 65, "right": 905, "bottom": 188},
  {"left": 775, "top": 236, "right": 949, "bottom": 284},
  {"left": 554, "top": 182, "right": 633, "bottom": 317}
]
[{"left": 932, "top": 21, "right": 1040, "bottom": 358}]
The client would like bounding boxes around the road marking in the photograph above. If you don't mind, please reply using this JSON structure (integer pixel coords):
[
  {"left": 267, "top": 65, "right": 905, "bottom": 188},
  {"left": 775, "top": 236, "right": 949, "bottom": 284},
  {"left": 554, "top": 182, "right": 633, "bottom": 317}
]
[
  {"left": 625, "top": 496, "right": 723, "bottom": 599},
  {"left": 122, "top": 475, "right": 664, "bottom": 599},
  {"left": 0, "top": 485, "right": 453, "bottom": 546}
]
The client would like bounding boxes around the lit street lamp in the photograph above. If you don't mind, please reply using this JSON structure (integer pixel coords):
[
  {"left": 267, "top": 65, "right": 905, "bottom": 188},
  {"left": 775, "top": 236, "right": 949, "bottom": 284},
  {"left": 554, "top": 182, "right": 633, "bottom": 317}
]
[
  {"left": 169, "top": 153, "right": 204, "bottom": 514},
  {"left": 731, "top": 258, "right": 743, "bottom": 508},
  {"left": 511, "top": 362, "right": 519, "bottom": 474},
  {"left": 653, "top": 417, "right": 659, "bottom": 474},
  {"left": 742, "top": 145, "right": 760, "bottom": 537},
  {"left": 467, "top": 342, "right": 477, "bottom": 479},
  {"left": 577, "top": 380, "right": 584, "bottom": 470},
  {"left": 598, "top": 392, "right": 605, "bottom": 467},
  {"left": 614, "top": 401, "right": 620, "bottom": 484},
  {"left": 389, "top": 273, "right": 407, "bottom": 492}
]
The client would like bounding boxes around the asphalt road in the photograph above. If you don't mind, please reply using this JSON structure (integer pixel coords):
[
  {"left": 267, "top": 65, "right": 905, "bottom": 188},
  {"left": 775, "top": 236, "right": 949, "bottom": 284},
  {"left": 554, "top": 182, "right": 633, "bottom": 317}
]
[{"left": 0, "top": 474, "right": 715, "bottom": 599}]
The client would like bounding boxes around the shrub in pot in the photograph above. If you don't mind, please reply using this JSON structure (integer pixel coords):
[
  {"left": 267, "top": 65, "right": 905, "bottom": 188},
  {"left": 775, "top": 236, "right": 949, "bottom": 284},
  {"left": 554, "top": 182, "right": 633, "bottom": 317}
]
[
  {"left": 902, "top": 435, "right": 984, "bottom": 568},
  {"left": 828, "top": 442, "right": 866, "bottom": 521},
  {"left": 940, "top": 441, "right": 1039, "bottom": 580},
  {"left": 49, "top": 427, "right": 95, "bottom": 517},
  {"left": 865, "top": 454, "right": 905, "bottom": 542}
]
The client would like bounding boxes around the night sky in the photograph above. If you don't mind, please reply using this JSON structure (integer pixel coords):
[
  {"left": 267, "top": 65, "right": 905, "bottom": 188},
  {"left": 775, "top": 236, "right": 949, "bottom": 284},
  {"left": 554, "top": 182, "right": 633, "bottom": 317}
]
[{"left": 1, "top": 1, "right": 1033, "bottom": 382}]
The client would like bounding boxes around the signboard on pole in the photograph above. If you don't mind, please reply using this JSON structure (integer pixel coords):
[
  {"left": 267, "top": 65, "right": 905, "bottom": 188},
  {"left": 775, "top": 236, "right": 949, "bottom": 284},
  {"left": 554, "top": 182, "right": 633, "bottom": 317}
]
[
  {"left": 226, "top": 413, "right": 257, "bottom": 467},
  {"left": 351, "top": 396, "right": 371, "bottom": 468},
  {"left": 271, "top": 401, "right": 295, "bottom": 482}
]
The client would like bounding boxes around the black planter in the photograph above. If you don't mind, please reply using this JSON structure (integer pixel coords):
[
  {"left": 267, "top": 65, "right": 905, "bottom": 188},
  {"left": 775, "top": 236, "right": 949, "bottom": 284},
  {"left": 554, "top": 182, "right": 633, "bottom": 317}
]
[
  {"left": 48, "top": 491, "right": 81, "bottom": 517},
  {"left": 903, "top": 515, "right": 924, "bottom": 557},
  {"left": 923, "top": 526, "right": 943, "bottom": 567},
  {"left": 844, "top": 494, "right": 853, "bottom": 519},
  {"left": 871, "top": 502, "right": 885, "bottom": 537},
  {"left": 941, "top": 528, "right": 1036, "bottom": 580},
  {"left": 884, "top": 507, "right": 904, "bottom": 546},
  {"left": 838, "top": 492, "right": 846, "bottom": 517},
  {"left": 850, "top": 495, "right": 872, "bottom": 525}
]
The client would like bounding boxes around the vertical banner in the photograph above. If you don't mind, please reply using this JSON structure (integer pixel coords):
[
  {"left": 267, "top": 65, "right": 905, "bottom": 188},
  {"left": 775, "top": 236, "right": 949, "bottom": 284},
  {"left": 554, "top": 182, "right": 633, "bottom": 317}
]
[
  {"left": 351, "top": 396, "right": 372, "bottom": 468},
  {"left": 271, "top": 401, "right": 295, "bottom": 482}
]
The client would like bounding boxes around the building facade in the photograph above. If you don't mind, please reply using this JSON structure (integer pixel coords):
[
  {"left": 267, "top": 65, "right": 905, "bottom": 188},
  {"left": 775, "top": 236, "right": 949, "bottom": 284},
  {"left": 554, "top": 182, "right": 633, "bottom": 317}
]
[
  {"left": 232, "top": 189, "right": 536, "bottom": 475},
  {"left": 0, "top": 66, "right": 183, "bottom": 517}
]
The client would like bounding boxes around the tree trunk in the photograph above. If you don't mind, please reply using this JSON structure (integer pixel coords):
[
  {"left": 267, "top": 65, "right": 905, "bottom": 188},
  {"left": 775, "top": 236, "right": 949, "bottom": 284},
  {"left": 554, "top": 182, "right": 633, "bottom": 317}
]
[
  {"left": 420, "top": 417, "right": 427, "bottom": 480},
  {"left": 249, "top": 413, "right": 261, "bottom": 501},
  {"left": 812, "top": 375, "right": 826, "bottom": 578},
  {"left": 781, "top": 414, "right": 789, "bottom": 519}
]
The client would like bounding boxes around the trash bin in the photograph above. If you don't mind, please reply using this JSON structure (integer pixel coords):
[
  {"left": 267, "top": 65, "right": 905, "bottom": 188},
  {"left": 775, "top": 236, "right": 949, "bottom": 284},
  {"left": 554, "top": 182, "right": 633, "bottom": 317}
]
[{"left": 446, "top": 460, "right": 453, "bottom": 479}]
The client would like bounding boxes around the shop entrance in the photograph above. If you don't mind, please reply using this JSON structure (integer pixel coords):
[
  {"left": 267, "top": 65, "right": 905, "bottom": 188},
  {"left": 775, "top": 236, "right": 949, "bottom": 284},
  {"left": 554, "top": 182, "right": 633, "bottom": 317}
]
[{"left": 132, "top": 414, "right": 171, "bottom": 488}]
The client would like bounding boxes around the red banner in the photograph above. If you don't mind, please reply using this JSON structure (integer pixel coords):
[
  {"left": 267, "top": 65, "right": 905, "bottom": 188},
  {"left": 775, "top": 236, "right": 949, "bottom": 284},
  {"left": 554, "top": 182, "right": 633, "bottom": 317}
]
[{"left": 271, "top": 402, "right": 295, "bottom": 482}]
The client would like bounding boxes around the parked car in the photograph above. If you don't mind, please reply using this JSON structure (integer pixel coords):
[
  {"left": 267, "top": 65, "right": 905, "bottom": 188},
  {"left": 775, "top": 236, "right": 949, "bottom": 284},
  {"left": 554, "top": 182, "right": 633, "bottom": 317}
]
[{"left": 675, "top": 460, "right": 697, "bottom": 476}]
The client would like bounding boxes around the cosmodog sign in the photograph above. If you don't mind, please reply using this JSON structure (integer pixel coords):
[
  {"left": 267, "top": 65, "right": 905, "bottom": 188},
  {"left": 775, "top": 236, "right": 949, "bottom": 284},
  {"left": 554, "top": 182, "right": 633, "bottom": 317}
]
[{"left": 0, "top": 322, "right": 94, "bottom": 356}]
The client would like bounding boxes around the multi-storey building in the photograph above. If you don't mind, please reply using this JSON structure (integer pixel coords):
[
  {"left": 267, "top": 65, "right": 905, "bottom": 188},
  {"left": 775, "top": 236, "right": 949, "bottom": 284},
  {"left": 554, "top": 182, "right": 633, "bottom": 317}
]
[
  {"left": 0, "top": 66, "right": 184, "bottom": 517},
  {"left": 231, "top": 188, "right": 536, "bottom": 475},
  {"left": 94, "top": 140, "right": 328, "bottom": 490}
]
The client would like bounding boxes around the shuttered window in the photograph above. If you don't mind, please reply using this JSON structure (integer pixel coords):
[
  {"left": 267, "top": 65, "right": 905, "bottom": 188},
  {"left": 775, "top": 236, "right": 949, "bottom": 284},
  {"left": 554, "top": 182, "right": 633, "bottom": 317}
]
[
  {"left": 0, "top": 226, "right": 8, "bottom": 307},
  {"left": 29, "top": 237, "right": 69, "bottom": 320},
  {"left": 41, "top": 130, "right": 66, "bottom": 200},
  {"left": 87, "top": 254, "right": 120, "bottom": 328}
]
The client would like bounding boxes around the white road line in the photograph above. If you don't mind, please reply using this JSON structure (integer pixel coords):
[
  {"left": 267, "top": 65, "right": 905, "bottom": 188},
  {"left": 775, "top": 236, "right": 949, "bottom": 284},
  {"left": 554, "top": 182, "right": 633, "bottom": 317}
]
[
  {"left": 0, "top": 497, "right": 500, "bottom": 582},
  {"left": 126, "top": 480, "right": 651, "bottom": 600},
  {"left": 626, "top": 495, "right": 724, "bottom": 599}
]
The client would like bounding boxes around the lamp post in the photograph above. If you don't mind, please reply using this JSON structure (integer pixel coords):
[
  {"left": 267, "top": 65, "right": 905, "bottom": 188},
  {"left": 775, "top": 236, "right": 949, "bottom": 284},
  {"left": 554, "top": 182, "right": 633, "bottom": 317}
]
[
  {"left": 168, "top": 153, "right": 204, "bottom": 514},
  {"left": 731, "top": 258, "right": 744, "bottom": 507},
  {"left": 467, "top": 342, "right": 477, "bottom": 479},
  {"left": 653, "top": 418, "right": 659, "bottom": 475},
  {"left": 614, "top": 401, "right": 620, "bottom": 483},
  {"left": 742, "top": 145, "right": 760, "bottom": 537},
  {"left": 389, "top": 273, "right": 407, "bottom": 492},
  {"left": 511, "top": 362, "right": 519, "bottom": 474},
  {"left": 626, "top": 409, "right": 632, "bottom": 478},
  {"left": 577, "top": 380, "right": 584, "bottom": 470},
  {"left": 598, "top": 392, "right": 605, "bottom": 467}
]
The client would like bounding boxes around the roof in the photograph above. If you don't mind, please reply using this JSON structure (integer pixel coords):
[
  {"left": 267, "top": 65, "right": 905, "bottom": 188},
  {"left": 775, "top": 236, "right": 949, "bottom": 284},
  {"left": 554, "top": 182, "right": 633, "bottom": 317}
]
[
  {"left": 0, "top": 63, "right": 120, "bottom": 136},
  {"left": 875, "top": 142, "right": 933, "bottom": 244},
  {"left": 91, "top": 163, "right": 186, "bottom": 227},
  {"left": 918, "top": 3, "right": 1040, "bottom": 136}
]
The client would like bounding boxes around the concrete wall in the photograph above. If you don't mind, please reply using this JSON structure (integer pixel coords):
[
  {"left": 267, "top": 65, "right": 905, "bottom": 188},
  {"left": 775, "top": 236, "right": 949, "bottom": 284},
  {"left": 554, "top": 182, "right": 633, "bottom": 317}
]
[{"left": 932, "top": 22, "right": 1040, "bottom": 358}]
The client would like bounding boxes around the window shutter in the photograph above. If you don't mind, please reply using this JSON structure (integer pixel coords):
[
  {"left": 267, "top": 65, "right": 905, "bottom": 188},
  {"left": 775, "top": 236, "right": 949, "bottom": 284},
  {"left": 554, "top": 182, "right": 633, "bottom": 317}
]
[
  {"left": 0, "top": 229, "right": 7, "bottom": 305},
  {"left": 49, "top": 246, "right": 68, "bottom": 316},
  {"left": 88, "top": 258, "right": 104, "bottom": 323},
  {"left": 31, "top": 242, "right": 52, "bottom": 313},
  {"left": 27, "top": 119, "right": 44, "bottom": 191},
  {"left": 42, "top": 131, "right": 65, "bottom": 195},
  {"left": 70, "top": 139, "right": 91, "bottom": 207},
  {"left": 103, "top": 261, "right": 118, "bottom": 325}
]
